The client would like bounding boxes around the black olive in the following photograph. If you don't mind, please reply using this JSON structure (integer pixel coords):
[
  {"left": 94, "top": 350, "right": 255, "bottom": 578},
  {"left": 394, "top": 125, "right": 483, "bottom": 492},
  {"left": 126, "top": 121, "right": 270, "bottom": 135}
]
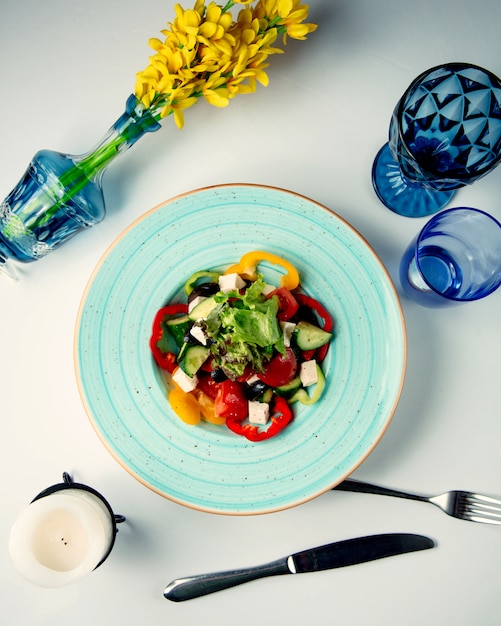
[
  {"left": 292, "top": 304, "right": 319, "bottom": 325},
  {"left": 245, "top": 380, "right": 267, "bottom": 400},
  {"left": 187, "top": 282, "right": 219, "bottom": 303},
  {"left": 211, "top": 368, "right": 227, "bottom": 382}
]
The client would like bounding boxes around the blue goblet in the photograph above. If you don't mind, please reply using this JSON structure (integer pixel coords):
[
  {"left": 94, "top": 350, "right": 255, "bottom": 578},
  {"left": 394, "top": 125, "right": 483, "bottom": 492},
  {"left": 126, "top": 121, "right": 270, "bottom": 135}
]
[{"left": 372, "top": 63, "right": 501, "bottom": 217}]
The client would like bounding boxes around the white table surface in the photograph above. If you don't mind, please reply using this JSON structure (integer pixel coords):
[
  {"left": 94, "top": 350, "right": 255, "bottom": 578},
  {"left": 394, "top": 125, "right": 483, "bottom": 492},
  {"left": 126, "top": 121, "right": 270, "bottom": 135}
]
[{"left": 1, "top": 0, "right": 500, "bottom": 624}]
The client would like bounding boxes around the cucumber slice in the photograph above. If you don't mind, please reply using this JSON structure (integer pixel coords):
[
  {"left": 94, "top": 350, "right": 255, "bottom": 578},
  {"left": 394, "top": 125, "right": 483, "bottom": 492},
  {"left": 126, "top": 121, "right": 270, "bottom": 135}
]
[
  {"left": 275, "top": 375, "right": 302, "bottom": 398},
  {"left": 294, "top": 320, "right": 332, "bottom": 350},
  {"left": 164, "top": 314, "right": 191, "bottom": 348},
  {"left": 188, "top": 295, "right": 219, "bottom": 321},
  {"left": 178, "top": 344, "right": 210, "bottom": 377},
  {"left": 262, "top": 388, "right": 274, "bottom": 403},
  {"left": 290, "top": 365, "right": 325, "bottom": 405}
]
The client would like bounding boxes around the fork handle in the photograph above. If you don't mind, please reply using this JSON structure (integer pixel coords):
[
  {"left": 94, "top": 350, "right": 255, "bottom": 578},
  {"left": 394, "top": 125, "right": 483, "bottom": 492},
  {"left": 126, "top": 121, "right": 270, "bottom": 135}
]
[{"left": 334, "top": 479, "right": 428, "bottom": 503}]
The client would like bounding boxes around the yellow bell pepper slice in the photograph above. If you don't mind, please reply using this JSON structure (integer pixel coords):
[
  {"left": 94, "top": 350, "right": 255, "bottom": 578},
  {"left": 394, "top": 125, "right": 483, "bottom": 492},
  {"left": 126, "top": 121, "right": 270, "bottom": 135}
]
[
  {"left": 193, "top": 390, "right": 227, "bottom": 426},
  {"left": 168, "top": 374, "right": 226, "bottom": 426},
  {"left": 168, "top": 387, "right": 201, "bottom": 425},
  {"left": 224, "top": 251, "right": 299, "bottom": 290}
]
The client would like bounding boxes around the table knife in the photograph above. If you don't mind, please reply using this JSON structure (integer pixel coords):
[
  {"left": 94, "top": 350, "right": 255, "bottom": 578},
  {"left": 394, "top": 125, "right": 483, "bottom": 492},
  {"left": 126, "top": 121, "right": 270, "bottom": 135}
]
[{"left": 163, "top": 532, "right": 434, "bottom": 601}]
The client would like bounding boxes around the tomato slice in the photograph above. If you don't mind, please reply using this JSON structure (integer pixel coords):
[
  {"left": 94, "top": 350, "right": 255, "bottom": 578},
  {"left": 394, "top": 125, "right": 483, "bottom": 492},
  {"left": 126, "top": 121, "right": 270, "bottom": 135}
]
[
  {"left": 199, "top": 356, "right": 215, "bottom": 372},
  {"left": 214, "top": 380, "right": 248, "bottom": 419},
  {"left": 301, "top": 349, "right": 316, "bottom": 361},
  {"left": 236, "top": 365, "right": 253, "bottom": 383},
  {"left": 193, "top": 390, "right": 227, "bottom": 425},
  {"left": 266, "top": 287, "right": 299, "bottom": 321},
  {"left": 196, "top": 372, "right": 221, "bottom": 400},
  {"left": 257, "top": 347, "right": 297, "bottom": 388}
]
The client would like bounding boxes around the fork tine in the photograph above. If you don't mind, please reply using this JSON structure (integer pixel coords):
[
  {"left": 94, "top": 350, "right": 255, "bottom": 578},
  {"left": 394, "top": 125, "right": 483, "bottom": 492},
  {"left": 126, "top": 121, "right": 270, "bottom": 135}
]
[
  {"left": 469, "top": 493, "right": 501, "bottom": 510},
  {"left": 464, "top": 512, "right": 501, "bottom": 525},
  {"left": 465, "top": 504, "right": 501, "bottom": 518},
  {"left": 461, "top": 494, "right": 501, "bottom": 524}
]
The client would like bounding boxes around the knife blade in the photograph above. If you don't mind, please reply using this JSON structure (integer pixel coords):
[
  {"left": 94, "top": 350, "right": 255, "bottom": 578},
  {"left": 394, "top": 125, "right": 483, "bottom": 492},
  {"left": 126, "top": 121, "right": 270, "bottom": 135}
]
[{"left": 163, "top": 532, "right": 434, "bottom": 601}]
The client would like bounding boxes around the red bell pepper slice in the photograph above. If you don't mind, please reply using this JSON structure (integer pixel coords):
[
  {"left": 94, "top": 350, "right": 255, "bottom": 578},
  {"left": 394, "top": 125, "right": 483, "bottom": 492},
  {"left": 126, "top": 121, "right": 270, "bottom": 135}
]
[
  {"left": 295, "top": 293, "right": 333, "bottom": 362},
  {"left": 149, "top": 303, "right": 188, "bottom": 372},
  {"left": 226, "top": 395, "right": 293, "bottom": 442}
]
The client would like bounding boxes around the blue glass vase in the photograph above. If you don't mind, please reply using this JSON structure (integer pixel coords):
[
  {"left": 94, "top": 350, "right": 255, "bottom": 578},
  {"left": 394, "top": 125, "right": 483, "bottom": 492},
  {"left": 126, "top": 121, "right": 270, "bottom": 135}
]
[
  {"left": 372, "top": 63, "right": 501, "bottom": 217},
  {"left": 0, "top": 95, "right": 161, "bottom": 280}
]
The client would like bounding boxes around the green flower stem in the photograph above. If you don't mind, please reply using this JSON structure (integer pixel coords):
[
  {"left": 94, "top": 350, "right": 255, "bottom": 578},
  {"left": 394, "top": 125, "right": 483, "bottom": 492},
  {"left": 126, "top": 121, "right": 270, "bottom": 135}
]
[
  {"left": 31, "top": 135, "right": 127, "bottom": 229},
  {"left": 221, "top": 1, "right": 236, "bottom": 13},
  {"left": 29, "top": 95, "right": 162, "bottom": 230}
]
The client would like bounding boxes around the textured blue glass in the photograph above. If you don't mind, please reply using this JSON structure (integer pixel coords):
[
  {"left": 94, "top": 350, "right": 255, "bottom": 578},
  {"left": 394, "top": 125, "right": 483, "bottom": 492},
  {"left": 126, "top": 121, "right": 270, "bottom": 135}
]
[
  {"left": 0, "top": 95, "right": 160, "bottom": 277},
  {"left": 372, "top": 63, "right": 501, "bottom": 217},
  {"left": 399, "top": 207, "right": 501, "bottom": 306}
]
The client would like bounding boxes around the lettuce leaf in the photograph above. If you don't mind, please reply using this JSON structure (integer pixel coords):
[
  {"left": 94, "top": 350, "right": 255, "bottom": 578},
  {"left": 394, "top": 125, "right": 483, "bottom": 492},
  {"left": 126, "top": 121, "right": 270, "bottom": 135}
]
[{"left": 205, "top": 275, "right": 283, "bottom": 377}]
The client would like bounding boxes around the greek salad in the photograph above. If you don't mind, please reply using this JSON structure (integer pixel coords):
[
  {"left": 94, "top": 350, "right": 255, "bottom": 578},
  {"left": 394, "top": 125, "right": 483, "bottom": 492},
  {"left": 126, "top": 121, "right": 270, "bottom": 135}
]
[{"left": 149, "top": 251, "right": 334, "bottom": 441}]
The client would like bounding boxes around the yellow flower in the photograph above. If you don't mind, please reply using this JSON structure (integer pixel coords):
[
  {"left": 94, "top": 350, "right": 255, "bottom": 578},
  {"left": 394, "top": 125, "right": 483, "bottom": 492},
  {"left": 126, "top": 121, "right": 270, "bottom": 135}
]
[
  {"left": 170, "top": 4, "right": 203, "bottom": 49},
  {"left": 199, "top": 2, "right": 233, "bottom": 40},
  {"left": 134, "top": 0, "right": 316, "bottom": 129},
  {"left": 163, "top": 86, "right": 199, "bottom": 129},
  {"left": 253, "top": 0, "right": 317, "bottom": 43}
]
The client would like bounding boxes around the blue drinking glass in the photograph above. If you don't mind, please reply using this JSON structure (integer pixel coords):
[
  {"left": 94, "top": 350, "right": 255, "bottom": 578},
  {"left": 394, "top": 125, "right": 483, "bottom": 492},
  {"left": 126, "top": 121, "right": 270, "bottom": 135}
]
[
  {"left": 372, "top": 63, "right": 501, "bottom": 217},
  {"left": 400, "top": 207, "right": 501, "bottom": 306}
]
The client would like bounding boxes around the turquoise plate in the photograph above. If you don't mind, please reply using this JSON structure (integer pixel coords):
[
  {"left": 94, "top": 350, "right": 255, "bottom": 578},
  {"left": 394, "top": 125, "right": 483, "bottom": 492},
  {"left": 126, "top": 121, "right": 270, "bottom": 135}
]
[{"left": 75, "top": 184, "right": 406, "bottom": 515}]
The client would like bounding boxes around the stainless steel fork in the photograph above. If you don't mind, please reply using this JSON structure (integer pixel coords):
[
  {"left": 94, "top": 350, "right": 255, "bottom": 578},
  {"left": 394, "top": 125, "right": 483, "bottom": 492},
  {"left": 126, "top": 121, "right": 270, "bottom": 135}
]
[{"left": 334, "top": 478, "right": 501, "bottom": 525}]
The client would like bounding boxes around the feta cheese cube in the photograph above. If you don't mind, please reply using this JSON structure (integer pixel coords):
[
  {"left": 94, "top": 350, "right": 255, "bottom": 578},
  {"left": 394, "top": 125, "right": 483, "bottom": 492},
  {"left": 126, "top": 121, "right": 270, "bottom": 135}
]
[
  {"left": 245, "top": 373, "right": 261, "bottom": 385},
  {"left": 261, "top": 283, "right": 276, "bottom": 296},
  {"left": 172, "top": 367, "right": 198, "bottom": 392},
  {"left": 218, "top": 272, "right": 246, "bottom": 293},
  {"left": 248, "top": 400, "right": 270, "bottom": 425},
  {"left": 299, "top": 360, "right": 318, "bottom": 387},
  {"left": 280, "top": 321, "right": 296, "bottom": 347},
  {"left": 190, "top": 325, "right": 207, "bottom": 345},
  {"left": 188, "top": 295, "right": 206, "bottom": 313}
]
